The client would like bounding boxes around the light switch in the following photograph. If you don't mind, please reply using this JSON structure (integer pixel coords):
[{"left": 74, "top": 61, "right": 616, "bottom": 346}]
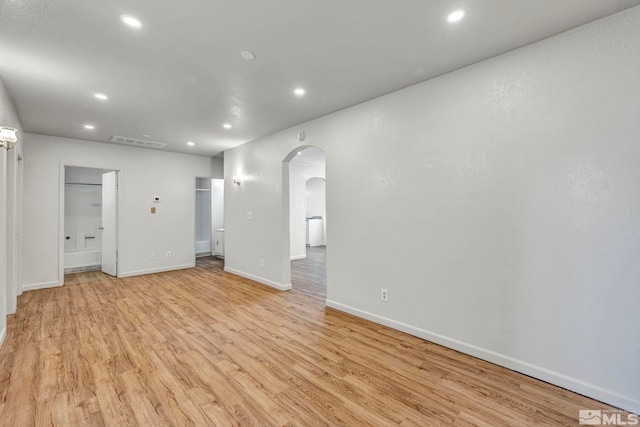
[{"left": 246, "top": 211, "right": 252, "bottom": 220}]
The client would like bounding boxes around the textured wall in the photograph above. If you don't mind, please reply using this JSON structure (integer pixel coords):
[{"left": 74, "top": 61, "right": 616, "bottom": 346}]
[{"left": 223, "top": 7, "right": 640, "bottom": 412}]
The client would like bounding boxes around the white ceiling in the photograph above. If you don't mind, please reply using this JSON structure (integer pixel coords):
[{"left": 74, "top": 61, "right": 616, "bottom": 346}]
[{"left": 1, "top": 1, "right": 639, "bottom": 158}]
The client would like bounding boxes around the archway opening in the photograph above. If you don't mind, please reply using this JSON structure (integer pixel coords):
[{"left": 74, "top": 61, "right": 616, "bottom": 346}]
[{"left": 283, "top": 146, "right": 327, "bottom": 299}]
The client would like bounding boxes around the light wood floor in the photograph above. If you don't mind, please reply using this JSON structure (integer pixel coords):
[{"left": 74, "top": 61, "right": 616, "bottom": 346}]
[
  {"left": 291, "top": 246, "right": 326, "bottom": 299},
  {"left": 0, "top": 257, "right": 625, "bottom": 426}
]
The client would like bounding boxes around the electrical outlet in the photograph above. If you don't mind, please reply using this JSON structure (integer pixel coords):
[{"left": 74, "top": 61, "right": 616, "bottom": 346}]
[
  {"left": 381, "top": 288, "right": 389, "bottom": 302},
  {"left": 151, "top": 253, "right": 156, "bottom": 260},
  {"left": 166, "top": 251, "right": 171, "bottom": 259},
  {"left": 260, "top": 259, "right": 265, "bottom": 267}
]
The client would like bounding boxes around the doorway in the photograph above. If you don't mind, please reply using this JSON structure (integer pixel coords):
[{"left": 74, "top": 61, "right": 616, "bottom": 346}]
[
  {"left": 285, "top": 147, "right": 327, "bottom": 299},
  {"left": 195, "top": 177, "right": 224, "bottom": 262},
  {"left": 62, "top": 166, "right": 118, "bottom": 278}
]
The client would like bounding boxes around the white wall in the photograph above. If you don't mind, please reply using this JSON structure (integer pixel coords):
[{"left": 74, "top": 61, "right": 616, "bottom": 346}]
[
  {"left": 289, "top": 157, "right": 325, "bottom": 259},
  {"left": 64, "top": 166, "right": 109, "bottom": 255},
  {"left": 223, "top": 7, "right": 640, "bottom": 412},
  {"left": 0, "top": 76, "right": 22, "bottom": 342},
  {"left": 211, "top": 178, "right": 224, "bottom": 231},
  {"left": 64, "top": 184, "right": 102, "bottom": 253},
  {"left": 22, "top": 134, "right": 221, "bottom": 290},
  {"left": 65, "top": 166, "right": 110, "bottom": 185}
]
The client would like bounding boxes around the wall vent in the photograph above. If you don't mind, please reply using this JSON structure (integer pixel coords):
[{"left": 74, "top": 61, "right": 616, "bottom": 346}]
[{"left": 109, "top": 135, "right": 168, "bottom": 149}]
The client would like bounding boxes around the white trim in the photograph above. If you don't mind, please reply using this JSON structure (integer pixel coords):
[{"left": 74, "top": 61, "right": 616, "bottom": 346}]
[
  {"left": 116, "top": 170, "right": 124, "bottom": 277},
  {"left": 119, "top": 263, "right": 194, "bottom": 278},
  {"left": 325, "top": 300, "right": 640, "bottom": 415},
  {"left": 22, "top": 280, "right": 61, "bottom": 292},
  {"left": 224, "top": 267, "right": 292, "bottom": 291},
  {"left": 58, "top": 163, "right": 65, "bottom": 288},
  {"left": 0, "top": 326, "right": 5, "bottom": 348},
  {"left": 290, "top": 254, "right": 307, "bottom": 261}
]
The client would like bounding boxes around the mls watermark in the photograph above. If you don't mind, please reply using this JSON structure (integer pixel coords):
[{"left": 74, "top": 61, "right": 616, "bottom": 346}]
[{"left": 579, "top": 410, "right": 638, "bottom": 425}]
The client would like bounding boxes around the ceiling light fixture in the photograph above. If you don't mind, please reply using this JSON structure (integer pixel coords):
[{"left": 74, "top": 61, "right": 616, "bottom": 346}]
[
  {"left": 447, "top": 9, "right": 466, "bottom": 23},
  {"left": 223, "top": 123, "right": 232, "bottom": 129},
  {"left": 94, "top": 93, "right": 108, "bottom": 100},
  {"left": 121, "top": 15, "right": 143, "bottom": 29},
  {"left": 240, "top": 50, "right": 256, "bottom": 60},
  {"left": 84, "top": 124, "right": 95, "bottom": 130},
  {"left": 0, "top": 126, "right": 18, "bottom": 150},
  {"left": 187, "top": 141, "right": 195, "bottom": 146},
  {"left": 294, "top": 88, "right": 306, "bottom": 96}
]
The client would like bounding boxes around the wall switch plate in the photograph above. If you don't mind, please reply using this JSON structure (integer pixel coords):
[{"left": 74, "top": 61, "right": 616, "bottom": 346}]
[
  {"left": 151, "top": 253, "right": 156, "bottom": 260},
  {"left": 381, "top": 288, "right": 389, "bottom": 302},
  {"left": 166, "top": 251, "right": 171, "bottom": 259},
  {"left": 246, "top": 211, "right": 252, "bottom": 220}
]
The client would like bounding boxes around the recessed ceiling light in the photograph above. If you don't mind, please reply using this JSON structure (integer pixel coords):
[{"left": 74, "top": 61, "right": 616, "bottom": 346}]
[
  {"left": 223, "top": 123, "right": 232, "bottom": 129},
  {"left": 94, "top": 93, "right": 108, "bottom": 101},
  {"left": 294, "top": 88, "right": 306, "bottom": 96},
  {"left": 84, "top": 124, "right": 95, "bottom": 130},
  {"left": 447, "top": 9, "right": 465, "bottom": 23},
  {"left": 187, "top": 141, "right": 195, "bottom": 146},
  {"left": 240, "top": 50, "right": 256, "bottom": 60},
  {"left": 121, "top": 15, "right": 143, "bottom": 29}
]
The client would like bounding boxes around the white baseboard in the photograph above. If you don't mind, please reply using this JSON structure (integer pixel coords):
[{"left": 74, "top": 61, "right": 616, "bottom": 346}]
[
  {"left": 22, "top": 280, "right": 61, "bottom": 292},
  {"left": 224, "top": 267, "right": 292, "bottom": 291},
  {"left": 120, "top": 263, "right": 194, "bottom": 278},
  {"left": 290, "top": 254, "right": 307, "bottom": 261},
  {"left": 325, "top": 300, "right": 640, "bottom": 415}
]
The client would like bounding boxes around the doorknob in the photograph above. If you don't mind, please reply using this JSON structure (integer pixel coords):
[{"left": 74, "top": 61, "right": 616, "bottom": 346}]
[{"left": 99, "top": 226, "right": 104, "bottom": 230}]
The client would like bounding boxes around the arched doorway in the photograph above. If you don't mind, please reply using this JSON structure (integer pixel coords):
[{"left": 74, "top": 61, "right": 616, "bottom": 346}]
[{"left": 283, "top": 146, "right": 327, "bottom": 299}]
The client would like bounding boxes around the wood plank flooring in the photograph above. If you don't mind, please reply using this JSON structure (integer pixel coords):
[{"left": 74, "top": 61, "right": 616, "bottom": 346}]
[
  {"left": 0, "top": 257, "right": 627, "bottom": 426},
  {"left": 291, "top": 246, "right": 326, "bottom": 299}
]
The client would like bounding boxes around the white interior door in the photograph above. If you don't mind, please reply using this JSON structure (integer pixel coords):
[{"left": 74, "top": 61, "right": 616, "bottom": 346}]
[{"left": 101, "top": 171, "right": 117, "bottom": 276}]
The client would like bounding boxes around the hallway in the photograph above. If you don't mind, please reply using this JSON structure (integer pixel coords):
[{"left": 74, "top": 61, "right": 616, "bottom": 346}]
[{"left": 291, "top": 246, "right": 326, "bottom": 299}]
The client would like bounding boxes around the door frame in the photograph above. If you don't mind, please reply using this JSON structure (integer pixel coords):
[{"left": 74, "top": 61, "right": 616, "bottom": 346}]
[
  {"left": 194, "top": 176, "right": 213, "bottom": 259},
  {"left": 5, "top": 148, "right": 21, "bottom": 314},
  {"left": 58, "top": 164, "right": 124, "bottom": 286},
  {"left": 101, "top": 171, "right": 118, "bottom": 276}
]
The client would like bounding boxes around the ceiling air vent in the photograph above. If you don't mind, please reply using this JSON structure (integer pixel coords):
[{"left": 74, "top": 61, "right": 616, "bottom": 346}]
[{"left": 109, "top": 135, "right": 168, "bottom": 149}]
